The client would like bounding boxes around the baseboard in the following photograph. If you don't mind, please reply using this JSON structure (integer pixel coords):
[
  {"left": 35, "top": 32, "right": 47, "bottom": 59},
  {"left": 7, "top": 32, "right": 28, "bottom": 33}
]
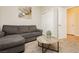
[
  {"left": 67, "top": 34, "right": 75, "bottom": 36},
  {"left": 67, "top": 34, "right": 79, "bottom": 36}
]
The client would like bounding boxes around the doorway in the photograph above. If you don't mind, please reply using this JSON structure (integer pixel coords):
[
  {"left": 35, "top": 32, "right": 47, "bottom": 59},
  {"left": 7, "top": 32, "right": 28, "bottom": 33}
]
[{"left": 67, "top": 7, "right": 79, "bottom": 41}]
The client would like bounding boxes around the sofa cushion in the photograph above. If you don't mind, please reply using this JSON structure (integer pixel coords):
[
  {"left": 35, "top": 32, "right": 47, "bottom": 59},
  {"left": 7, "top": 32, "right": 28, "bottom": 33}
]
[
  {"left": 2, "top": 25, "right": 37, "bottom": 34},
  {"left": 2, "top": 25, "right": 19, "bottom": 35},
  {"left": 0, "top": 31, "right": 5, "bottom": 38},
  {"left": 18, "top": 26, "right": 29, "bottom": 33},
  {"left": 0, "top": 35, "right": 25, "bottom": 50},
  {"left": 28, "top": 26, "right": 37, "bottom": 32},
  {"left": 20, "top": 32, "right": 42, "bottom": 39}
]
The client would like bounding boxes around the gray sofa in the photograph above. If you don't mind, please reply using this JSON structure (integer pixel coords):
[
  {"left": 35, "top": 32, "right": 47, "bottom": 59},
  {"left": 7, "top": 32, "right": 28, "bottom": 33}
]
[{"left": 0, "top": 25, "right": 42, "bottom": 53}]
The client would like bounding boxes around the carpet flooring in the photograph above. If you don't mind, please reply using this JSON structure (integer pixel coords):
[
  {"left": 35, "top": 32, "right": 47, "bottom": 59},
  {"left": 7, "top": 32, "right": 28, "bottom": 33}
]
[{"left": 24, "top": 41, "right": 57, "bottom": 53}]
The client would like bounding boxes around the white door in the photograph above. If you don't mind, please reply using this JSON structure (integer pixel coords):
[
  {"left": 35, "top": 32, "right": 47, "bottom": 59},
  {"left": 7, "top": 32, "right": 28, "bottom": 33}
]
[
  {"left": 58, "top": 7, "right": 67, "bottom": 39},
  {"left": 68, "top": 13, "right": 75, "bottom": 35}
]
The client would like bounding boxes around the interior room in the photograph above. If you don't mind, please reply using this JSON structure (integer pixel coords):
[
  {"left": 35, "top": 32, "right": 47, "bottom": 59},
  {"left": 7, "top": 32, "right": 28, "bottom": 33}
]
[{"left": 0, "top": 6, "right": 79, "bottom": 53}]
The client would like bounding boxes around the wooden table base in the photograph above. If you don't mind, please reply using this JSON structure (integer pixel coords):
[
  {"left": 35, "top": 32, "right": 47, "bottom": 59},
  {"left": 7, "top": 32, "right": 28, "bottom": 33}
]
[{"left": 38, "top": 42, "right": 59, "bottom": 53}]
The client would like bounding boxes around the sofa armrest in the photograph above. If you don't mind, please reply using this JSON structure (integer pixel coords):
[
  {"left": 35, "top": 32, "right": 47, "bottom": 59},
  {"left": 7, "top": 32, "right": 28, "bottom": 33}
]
[
  {"left": 0, "top": 31, "right": 5, "bottom": 38},
  {"left": 36, "top": 29, "right": 42, "bottom": 32},
  {"left": 36, "top": 29, "right": 43, "bottom": 34}
]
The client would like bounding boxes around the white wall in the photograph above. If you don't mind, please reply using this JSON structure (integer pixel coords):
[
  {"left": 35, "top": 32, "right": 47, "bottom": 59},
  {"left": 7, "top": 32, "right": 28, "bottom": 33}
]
[
  {"left": 0, "top": 6, "right": 41, "bottom": 30},
  {"left": 0, "top": 8, "right": 2, "bottom": 30},
  {"left": 40, "top": 7, "right": 58, "bottom": 38}
]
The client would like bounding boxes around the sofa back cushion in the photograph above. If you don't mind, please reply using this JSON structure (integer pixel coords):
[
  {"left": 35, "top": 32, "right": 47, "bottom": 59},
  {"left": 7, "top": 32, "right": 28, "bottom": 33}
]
[
  {"left": 18, "top": 25, "right": 37, "bottom": 33},
  {"left": 18, "top": 26, "right": 29, "bottom": 33},
  {"left": 28, "top": 25, "right": 37, "bottom": 32},
  {"left": 2, "top": 25, "right": 19, "bottom": 35},
  {"left": 2, "top": 25, "right": 37, "bottom": 35}
]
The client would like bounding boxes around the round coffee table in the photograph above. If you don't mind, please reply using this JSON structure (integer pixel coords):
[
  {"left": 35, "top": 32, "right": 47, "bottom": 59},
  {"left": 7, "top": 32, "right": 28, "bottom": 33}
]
[{"left": 37, "top": 35, "right": 59, "bottom": 53}]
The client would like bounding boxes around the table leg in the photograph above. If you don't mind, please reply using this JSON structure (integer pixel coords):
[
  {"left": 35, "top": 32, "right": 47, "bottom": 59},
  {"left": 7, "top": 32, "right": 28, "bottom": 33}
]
[
  {"left": 42, "top": 43, "right": 47, "bottom": 53},
  {"left": 42, "top": 43, "right": 50, "bottom": 53},
  {"left": 38, "top": 42, "right": 40, "bottom": 46},
  {"left": 57, "top": 42, "right": 59, "bottom": 52}
]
